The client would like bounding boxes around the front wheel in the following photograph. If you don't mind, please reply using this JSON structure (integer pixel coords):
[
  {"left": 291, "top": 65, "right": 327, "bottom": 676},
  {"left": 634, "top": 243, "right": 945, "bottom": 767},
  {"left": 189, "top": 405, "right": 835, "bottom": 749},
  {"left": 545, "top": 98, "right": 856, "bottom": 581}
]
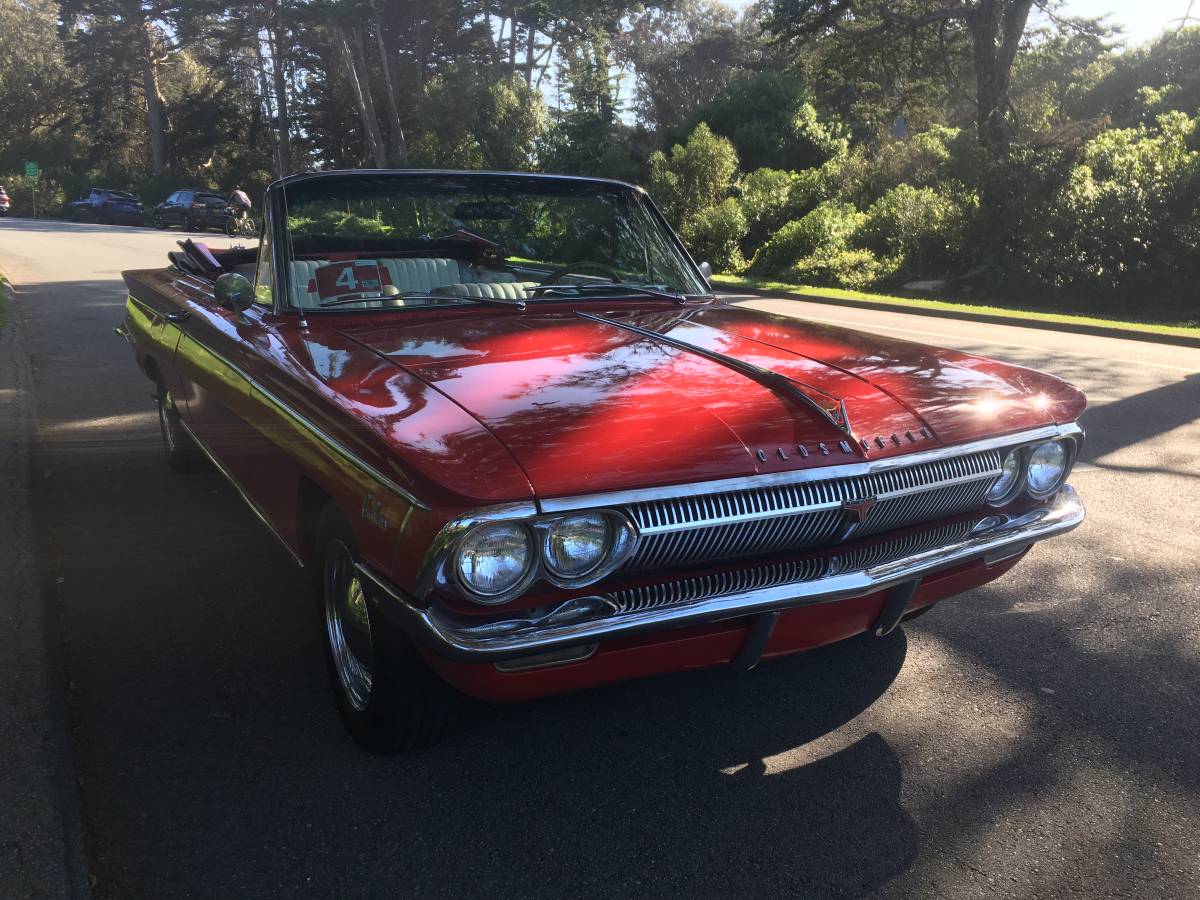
[
  {"left": 317, "top": 505, "right": 460, "bottom": 753},
  {"left": 154, "top": 214, "right": 166, "bottom": 229}
]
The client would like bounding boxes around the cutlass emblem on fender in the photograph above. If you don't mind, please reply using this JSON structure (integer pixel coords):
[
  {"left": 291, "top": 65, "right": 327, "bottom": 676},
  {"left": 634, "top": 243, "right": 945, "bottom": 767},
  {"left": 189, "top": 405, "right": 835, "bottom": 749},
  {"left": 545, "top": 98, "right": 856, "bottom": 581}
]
[{"left": 361, "top": 494, "right": 389, "bottom": 530}]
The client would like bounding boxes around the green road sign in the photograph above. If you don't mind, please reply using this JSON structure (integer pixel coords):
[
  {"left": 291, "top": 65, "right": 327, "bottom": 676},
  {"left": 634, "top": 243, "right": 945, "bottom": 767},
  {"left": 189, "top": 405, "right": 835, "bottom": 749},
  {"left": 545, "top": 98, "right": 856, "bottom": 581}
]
[{"left": 24, "top": 161, "right": 39, "bottom": 178}]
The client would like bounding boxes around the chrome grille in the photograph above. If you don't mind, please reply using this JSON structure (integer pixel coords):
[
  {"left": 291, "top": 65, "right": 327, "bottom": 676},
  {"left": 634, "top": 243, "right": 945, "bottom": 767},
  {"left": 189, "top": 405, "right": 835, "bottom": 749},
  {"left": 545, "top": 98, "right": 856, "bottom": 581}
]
[
  {"left": 608, "top": 520, "right": 975, "bottom": 615},
  {"left": 624, "top": 449, "right": 1001, "bottom": 571}
]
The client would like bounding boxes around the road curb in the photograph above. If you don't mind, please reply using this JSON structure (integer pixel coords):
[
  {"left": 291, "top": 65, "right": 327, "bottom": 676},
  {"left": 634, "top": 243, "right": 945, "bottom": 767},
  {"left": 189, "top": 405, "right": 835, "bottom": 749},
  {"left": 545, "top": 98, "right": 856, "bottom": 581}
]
[
  {"left": 716, "top": 282, "right": 1200, "bottom": 350},
  {"left": 0, "top": 271, "right": 92, "bottom": 900}
]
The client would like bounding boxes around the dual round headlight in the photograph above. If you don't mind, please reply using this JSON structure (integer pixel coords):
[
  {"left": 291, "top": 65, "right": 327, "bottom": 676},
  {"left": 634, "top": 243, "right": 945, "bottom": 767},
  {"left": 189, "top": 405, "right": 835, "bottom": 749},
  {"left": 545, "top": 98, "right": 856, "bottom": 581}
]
[
  {"left": 543, "top": 512, "right": 610, "bottom": 578},
  {"left": 455, "top": 522, "right": 533, "bottom": 599},
  {"left": 987, "top": 439, "right": 1071, "bottom": 505},
  {"left": 1026, "top": 440, "right": 1068, "bottom": 496},
  {"left": 454, "top": 512, "right": 620, "bottom": 602}
]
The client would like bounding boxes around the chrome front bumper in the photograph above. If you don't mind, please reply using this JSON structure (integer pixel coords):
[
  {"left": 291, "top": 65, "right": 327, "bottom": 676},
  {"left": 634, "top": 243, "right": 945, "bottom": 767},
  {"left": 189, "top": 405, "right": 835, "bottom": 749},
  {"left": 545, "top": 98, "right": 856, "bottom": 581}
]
[{"left": 360, "top": 485, "right": 1084, "bottom": 664}]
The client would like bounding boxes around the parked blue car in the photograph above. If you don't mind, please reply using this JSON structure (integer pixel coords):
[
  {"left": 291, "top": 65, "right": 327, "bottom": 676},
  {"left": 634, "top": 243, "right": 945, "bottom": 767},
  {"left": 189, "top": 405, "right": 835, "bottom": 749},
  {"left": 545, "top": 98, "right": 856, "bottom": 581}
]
[{"left": 66, "top": 189, "right": 145, "bottom": 225}]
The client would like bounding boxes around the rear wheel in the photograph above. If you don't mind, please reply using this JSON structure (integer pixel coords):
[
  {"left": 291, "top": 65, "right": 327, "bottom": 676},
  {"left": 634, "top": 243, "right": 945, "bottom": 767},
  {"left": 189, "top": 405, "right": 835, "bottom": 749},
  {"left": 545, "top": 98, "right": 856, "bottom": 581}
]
[
  {"left": 156, "top": 380, "right": 196, "bottom": 472},
  {"left": 316, "top": 505, "right": 460, "bottom": 753}
]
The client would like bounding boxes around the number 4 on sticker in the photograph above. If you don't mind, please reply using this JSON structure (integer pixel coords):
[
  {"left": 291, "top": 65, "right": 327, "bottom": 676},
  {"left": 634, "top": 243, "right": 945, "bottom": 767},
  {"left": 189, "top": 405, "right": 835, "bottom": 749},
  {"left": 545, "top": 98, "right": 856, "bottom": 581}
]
[{"left": 335, "top": 267, "right": 357, "bottom": 291}]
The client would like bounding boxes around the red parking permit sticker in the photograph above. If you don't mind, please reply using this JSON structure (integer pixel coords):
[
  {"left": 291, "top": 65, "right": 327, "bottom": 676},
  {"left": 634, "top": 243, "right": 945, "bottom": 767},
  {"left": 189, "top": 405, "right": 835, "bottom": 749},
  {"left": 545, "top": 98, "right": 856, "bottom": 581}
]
[{"left": 314, "top": 260, "right": 383, "bottom": 299}]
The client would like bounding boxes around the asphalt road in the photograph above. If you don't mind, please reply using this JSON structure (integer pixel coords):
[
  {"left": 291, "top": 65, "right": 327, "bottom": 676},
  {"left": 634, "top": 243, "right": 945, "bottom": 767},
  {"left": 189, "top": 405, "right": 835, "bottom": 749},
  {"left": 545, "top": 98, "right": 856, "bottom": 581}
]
[{"left": 2, "top": 218, "right": 1198, "bottom": 899}]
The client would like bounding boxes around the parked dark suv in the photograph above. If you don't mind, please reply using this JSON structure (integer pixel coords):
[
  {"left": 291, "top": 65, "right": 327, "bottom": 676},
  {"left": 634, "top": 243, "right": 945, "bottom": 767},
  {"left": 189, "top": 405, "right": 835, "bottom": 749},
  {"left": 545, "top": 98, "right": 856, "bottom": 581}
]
[
  {"left": 153, "top": 190, "right": 233, "bottom": 232},
  {"left": 65, "top": 189, "right": 145, "bottom": 225}
]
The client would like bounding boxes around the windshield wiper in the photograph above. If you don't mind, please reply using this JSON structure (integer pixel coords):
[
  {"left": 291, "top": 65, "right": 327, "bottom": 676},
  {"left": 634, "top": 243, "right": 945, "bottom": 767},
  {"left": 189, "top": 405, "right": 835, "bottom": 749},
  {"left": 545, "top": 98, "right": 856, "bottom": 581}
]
[
  {"left": 318, "top": 292, "right": 526, "bottom": 310},
  {"left": 528, "top": 282, "right": 711, "bottom": 304}
]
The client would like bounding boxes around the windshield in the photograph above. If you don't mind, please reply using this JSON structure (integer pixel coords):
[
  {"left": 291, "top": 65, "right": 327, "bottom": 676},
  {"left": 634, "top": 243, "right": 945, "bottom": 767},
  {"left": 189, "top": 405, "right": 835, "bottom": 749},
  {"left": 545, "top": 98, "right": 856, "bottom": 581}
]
[{"left": 278, "top": 173, "right": 708, "bottom": 311}]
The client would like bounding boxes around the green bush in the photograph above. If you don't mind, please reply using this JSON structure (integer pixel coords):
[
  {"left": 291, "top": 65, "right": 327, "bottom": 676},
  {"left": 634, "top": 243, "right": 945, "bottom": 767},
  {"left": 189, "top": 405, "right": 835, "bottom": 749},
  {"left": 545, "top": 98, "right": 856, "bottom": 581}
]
[
  {"left": 751, "top": 201, "right": 864, "bottom": 275},
  {"left": 680, "top": 198, "right": 748, "bottom": 273},
  {"left": 649, "top": 122, "right": 740, "bottom": 226},
  {"left": 1006, "top": 111, "right": 1200, "bottom": 308},
  {"left": 669, "top": 72, "right": 850, "bottom": 172},
  {"left": 854, "top": 184, "right": 968, "bottom": 277},
  {"left": 737, "top": 167, "right": 798, "bottom": 249},
  {"left": 787, "top": 248, "right": 899, "bottom": 291},
  {"left": 1, "top": 174, "right": 66, "bottom": 217}
]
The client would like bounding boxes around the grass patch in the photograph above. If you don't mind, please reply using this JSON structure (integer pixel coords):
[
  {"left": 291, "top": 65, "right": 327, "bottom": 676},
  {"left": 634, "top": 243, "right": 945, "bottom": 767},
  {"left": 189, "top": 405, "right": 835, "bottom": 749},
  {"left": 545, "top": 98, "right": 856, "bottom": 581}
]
[{"left": 714, "top": 274, "right": 1200, "bottom": 341}]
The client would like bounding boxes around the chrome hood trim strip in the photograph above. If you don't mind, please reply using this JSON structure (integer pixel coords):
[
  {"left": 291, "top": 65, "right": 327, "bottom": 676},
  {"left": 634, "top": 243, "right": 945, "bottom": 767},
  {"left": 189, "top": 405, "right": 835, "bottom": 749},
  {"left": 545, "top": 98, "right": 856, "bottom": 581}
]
[
  {"left": 575, "top": 310, "right": 853, "bottom": 436},
  {"left": 362, "top": 485, "right": 1084, "bottom": 662}
]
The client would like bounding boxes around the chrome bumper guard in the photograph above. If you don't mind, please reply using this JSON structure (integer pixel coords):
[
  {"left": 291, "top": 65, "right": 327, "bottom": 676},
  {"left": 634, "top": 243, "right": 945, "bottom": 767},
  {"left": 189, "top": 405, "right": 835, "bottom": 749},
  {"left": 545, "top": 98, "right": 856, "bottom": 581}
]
[{"left": 359, "top": 485, "right": 1084, "bottom": 664}]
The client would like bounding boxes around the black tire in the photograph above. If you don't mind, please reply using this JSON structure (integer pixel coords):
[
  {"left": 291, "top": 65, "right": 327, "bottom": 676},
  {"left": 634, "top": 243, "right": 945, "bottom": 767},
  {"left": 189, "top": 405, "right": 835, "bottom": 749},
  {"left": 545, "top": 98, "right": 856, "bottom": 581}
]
[
  {"left": 154, "top": 214, "right": 166, "bottom": 229},
  {"left": 155, "top": 380, "right": 196, "bottom": 473},
  {"left": 316, "top": 504, "right": 460, "bottom": 753},
  {"left": 182, "top": 214, "right": 195, "bottom": 232}
]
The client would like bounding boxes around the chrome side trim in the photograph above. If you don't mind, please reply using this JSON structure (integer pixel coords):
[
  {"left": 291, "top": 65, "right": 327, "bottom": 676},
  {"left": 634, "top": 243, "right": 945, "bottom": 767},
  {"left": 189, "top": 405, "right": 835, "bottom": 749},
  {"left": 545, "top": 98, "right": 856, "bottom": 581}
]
[
  {"left": 178, "top": 419, "right": 305, "bottom": 567},
  {"left": 179, "top": 328, "right": 428, "bottom": 511},
  {"left": 538, "top": 422, "right": 1083, "bottom": 513},
  {"left": 576, "top": 310, "right": 853, "bottom": 436},
  {"left": 364, "top": 485, "right": 1084, "bottom": 662}
]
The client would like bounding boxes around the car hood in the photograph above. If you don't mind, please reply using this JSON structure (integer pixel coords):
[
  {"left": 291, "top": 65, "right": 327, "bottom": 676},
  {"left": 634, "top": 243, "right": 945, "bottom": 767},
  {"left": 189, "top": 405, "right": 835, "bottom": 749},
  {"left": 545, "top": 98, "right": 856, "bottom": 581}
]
[{"left": 337, "top": 303, "right": 1085, "bottom": 499}]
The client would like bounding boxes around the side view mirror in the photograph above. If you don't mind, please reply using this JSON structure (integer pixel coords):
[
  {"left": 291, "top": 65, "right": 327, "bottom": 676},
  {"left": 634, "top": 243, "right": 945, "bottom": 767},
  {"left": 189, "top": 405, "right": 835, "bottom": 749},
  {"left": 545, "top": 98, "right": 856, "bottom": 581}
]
[
  {"left": 214, "top": 272, "right": 254, "bottom": 312},
  {"left": 698, "top": 261, "right": 713, "bottom": 283}
]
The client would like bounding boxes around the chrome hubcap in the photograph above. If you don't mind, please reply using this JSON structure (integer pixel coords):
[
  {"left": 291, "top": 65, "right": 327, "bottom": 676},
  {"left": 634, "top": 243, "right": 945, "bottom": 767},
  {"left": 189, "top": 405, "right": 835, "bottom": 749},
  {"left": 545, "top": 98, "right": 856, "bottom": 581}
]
[{"left": 324, "top": 542, "right": 374, "bottom": 712}]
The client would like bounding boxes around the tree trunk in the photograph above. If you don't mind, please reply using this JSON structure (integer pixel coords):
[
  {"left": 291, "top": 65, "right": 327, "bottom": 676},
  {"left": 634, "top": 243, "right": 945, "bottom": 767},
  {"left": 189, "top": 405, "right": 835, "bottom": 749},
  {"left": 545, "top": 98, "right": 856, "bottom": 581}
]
[
  {"left": 332, "top": 24, "right": 385, "bottom": 167},
  {"left": 351, "top": 26, "right": 387, "bottom": 166},
  {"left": 373, "top": 20, "right": 407, "bottom": 163},
  {"left": 967, "top": 0, "right": 1034, "bottom": 269},
  {"left": 524, "top": 21, "right": 536, "bottom": 87},
  {"left": 269, "top": 23, "right": 293, "bottom": 176},
  {"left": 139, "top": 22, "right": 167, "bottom": 176},
  {"left": 507, "top": 3, "right": 518, "bottom": 79},
  {"left": 253, "top": 38, "right": 282, "bottom": 177}
]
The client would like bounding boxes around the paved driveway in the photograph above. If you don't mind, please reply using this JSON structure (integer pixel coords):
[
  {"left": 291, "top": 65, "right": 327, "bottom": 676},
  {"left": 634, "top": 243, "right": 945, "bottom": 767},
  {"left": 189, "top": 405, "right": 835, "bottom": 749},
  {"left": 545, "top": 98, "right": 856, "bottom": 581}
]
[{"left": 2, "top": 218, "right": 1198, "bottom": 898}]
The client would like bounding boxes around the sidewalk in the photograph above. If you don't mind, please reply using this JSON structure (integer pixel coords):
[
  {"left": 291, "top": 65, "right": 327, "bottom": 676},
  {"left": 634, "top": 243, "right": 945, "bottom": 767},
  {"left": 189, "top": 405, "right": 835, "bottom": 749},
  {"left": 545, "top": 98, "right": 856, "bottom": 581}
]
[{"left": 0, "top": 275, "right": 90, "bottom": 899}]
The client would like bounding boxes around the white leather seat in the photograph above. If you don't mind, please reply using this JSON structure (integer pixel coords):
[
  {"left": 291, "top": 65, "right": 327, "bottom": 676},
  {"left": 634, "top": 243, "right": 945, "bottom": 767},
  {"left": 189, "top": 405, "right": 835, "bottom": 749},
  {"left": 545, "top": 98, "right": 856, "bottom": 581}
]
[
  {"left": 432, "top": 282, "right": 537, "bottom": 301},
  {"left": 288, "top": 257, "right": 523, "bottom": 308}
]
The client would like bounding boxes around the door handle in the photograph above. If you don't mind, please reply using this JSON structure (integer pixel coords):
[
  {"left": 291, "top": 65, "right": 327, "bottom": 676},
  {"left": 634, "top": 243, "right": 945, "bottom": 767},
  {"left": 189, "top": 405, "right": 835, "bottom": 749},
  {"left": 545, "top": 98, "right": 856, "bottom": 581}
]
[{"left": 165, "top": 310, "right": 191, "bottom": 323}]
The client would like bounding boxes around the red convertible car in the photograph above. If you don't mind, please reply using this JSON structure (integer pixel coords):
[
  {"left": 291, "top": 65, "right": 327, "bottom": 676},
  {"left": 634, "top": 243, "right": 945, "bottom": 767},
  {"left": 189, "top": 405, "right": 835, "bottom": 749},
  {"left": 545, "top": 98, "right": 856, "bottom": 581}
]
[{"left": 118, "top": 170, "right": 1086, "bottom": 752}]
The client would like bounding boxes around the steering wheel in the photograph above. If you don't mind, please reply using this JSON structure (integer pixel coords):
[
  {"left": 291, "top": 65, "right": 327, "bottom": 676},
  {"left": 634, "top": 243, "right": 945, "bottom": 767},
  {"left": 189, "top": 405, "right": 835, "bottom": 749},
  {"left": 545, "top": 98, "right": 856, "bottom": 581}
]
[{"left": 538, "top": 261, "right": 622, "bottom": 287}]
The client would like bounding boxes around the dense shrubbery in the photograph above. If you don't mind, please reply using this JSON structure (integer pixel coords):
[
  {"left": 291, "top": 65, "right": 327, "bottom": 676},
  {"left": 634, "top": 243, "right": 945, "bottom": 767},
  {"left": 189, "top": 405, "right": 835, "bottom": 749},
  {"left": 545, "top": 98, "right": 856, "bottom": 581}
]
[{"left": 652, "top": 87, "right": 1199, "bottom": 318}]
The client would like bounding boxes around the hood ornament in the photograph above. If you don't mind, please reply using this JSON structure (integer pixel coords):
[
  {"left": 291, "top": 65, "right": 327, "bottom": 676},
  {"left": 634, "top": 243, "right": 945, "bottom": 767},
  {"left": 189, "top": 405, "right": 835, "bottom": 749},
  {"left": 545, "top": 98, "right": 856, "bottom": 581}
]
[{"left": 577, "top": 311, "right": 854, "bottom": 437}]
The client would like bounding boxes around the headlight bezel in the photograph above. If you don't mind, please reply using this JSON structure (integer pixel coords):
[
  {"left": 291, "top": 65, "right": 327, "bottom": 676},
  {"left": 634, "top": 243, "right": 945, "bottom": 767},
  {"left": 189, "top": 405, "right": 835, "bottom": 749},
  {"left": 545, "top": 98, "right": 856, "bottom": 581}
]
[
  {"left": 453, "top": 520, "right": 537, "bottom": 604},
  {"left": 443, "top": 508, "right": 639, "bottom": 605},
  {"left": 541, "top": 512, "right": 611, "bottom": 580},
  {"left": 985, "top": 448, "right": 1026, "bottom": 507},
  {"left": 1024, "top": 439, "right": 1071, "bottom": 499},
  {"left": 986, "top": 435, "right": 1079, "bottom": 506}
]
